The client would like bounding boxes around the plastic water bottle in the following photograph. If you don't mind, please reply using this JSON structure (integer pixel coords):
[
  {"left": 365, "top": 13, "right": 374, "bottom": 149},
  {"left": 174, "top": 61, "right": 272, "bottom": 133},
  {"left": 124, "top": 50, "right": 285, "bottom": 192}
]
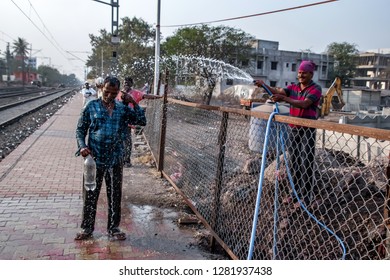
[{"left": 84, "top": 154, "right": 96, "bottom": 191}]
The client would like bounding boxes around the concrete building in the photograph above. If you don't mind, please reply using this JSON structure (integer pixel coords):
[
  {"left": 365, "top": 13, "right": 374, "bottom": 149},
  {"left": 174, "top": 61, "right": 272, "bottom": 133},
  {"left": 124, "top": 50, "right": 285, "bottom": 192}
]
[
  {"left": 342, "top": 88, "right": 382, "bottom": 112},
  {"left": 352, "top": 49, "right": 390, "bottom": 90},
  {"left": 246, "top": 39, "right": 335, "bottom": 88},
  {"left": 218, "top": 39, "right": 335, "bottom": 98}
]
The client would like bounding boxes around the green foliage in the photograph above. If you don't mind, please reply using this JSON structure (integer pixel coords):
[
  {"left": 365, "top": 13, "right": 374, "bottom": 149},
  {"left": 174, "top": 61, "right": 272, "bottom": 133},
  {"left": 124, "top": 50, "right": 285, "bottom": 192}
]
[
  {"left": 117, "top": 17, "right": 155, "bottom": 87},
  {"left": 12, "top": 37, "right": 29, "bottom": 84},
  {"left": 85, "top": 17, "right": 254, "bottom": 104},
  {"left": 86, "top": 17, "right": 155, "bottom": 88},
  {"left": 161, "top": 25, "right": 254, "bottom": 104},
  {"left": 0, "top": 56, "right": 5, "bottom": 77},
  {"left": 12, "top": 37, "right": 29, "bottom": 58},
  {"left": 37, "top": 65, "right": 78, "bottom": 86},
  {"left": 88, "top": 29, "right": 112, "bottom": 78},
  {"left": 162, "top": 25, "right": 254, "bottom": 66},
  {"left": 326, "top": 42, "right": 359, "bottom": 85}
]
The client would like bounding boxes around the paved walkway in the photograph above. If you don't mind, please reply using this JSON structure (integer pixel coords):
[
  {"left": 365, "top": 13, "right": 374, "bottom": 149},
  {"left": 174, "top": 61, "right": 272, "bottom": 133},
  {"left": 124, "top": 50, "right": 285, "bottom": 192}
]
[{"left": 0, "top": 94, "right": 213, "bottom": 260}]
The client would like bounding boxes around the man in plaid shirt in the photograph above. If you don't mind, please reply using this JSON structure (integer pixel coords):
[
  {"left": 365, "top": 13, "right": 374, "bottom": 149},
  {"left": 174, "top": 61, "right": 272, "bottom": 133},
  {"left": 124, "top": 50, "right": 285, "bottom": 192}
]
[{"left": 75, "top": 76, "right": 146, "bottom": 241}]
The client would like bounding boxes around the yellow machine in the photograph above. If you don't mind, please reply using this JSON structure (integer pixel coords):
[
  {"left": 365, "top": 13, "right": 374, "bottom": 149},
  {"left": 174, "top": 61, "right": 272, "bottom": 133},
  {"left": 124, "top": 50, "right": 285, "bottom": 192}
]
[{"left": 320, "top": 77, "right": 345, "bottom": 117}]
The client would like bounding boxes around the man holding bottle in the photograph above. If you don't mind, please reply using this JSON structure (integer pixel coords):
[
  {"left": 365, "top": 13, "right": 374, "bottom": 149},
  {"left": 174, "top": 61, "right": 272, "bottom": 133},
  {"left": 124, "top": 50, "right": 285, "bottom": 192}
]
[{"left": 75, "top": 76, "right": 146, "bottom": 241}]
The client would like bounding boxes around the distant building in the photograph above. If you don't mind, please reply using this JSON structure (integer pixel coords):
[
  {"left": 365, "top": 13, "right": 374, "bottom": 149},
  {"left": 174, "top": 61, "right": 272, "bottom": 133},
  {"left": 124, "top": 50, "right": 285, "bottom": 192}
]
[
  {"left": 239, "top": 39, "right": 334, "bottom": 88},
  {"left": 352, "top": 49, "right": 390, "bottom": 90},
  {"left": 218, "top": 39, "right": 335, "bottom": 98}
]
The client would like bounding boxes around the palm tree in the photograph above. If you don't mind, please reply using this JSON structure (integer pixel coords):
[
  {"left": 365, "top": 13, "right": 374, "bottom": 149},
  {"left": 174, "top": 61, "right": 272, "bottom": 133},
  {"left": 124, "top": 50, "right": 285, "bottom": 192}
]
[{"left": 12, "top": 37, "right": 29, "bottom": 86}]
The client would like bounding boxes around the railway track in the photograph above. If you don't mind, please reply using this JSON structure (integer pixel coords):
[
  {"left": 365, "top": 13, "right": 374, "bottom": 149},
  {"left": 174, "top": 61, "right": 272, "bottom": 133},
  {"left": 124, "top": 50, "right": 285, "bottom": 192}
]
[
  {"left": 0, "top": 87, "right": 78, "bottom": 160},
  {"left": 0, "top": 87, "right": 78, "bottom": 127}
]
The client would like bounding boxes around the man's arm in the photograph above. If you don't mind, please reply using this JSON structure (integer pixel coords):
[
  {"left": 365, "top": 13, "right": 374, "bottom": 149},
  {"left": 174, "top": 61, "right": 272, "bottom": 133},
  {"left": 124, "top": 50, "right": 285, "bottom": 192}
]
[
  {"left": 253, "top": 80, "right": 287, "bottom": 96},
  {"left": 142, "top": 94, "right": 162, "bottom": 100},
  {"left": 273, "top": 94, "right": 314, "bottom": 109},
  {"left": 121, "top": 91, "right": 147, "bottom": 126}
]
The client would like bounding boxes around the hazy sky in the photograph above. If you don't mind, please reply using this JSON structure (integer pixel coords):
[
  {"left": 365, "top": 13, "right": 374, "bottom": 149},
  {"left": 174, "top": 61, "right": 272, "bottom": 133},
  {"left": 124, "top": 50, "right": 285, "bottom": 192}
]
[{"left": 1, "top": 0, "right": 388, "bottom": 80}]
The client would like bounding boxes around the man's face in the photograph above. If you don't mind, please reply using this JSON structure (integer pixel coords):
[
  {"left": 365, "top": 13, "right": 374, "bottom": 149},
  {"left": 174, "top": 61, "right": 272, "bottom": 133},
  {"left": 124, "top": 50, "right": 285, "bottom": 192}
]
[
  {"left": 123, "top": 82, "right": 131, "bottom": 91},
  {"left": 124, "top": 80, "right": 132, "bottom": 89},
  {"left": 297, "top": 71, "right": 313, "bottom": 85},
  {"left": 102, "top": 83, "right": 119, "bottom": 103}
]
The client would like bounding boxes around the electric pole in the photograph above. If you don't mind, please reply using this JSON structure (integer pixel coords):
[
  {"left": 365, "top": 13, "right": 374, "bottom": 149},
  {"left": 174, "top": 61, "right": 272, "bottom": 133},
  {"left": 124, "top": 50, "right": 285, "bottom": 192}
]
[
  {"left": 93, "top": 0, "right": 120, "bottom": 76},
  {"left": 6, "top": 43, "right": 11, "bottom": 86},
  {"left": 153, "top": 0, "right": 161, "bottom": 95}
]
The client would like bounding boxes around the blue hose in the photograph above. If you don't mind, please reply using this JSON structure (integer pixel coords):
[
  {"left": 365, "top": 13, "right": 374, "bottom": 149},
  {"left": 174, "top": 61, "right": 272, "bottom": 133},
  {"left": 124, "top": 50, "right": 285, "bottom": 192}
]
[
  {"left": 272, "top": 125, "right": 281, "bottom": 259},
  {"left": 247, "top": 110, "right": 278, "bottom": 260},
  {"left": 279, "top": 133, "right": 347, "bottom": 259},
  {"left": 247, "top": 90, "right": 347, "bottom": 260}
]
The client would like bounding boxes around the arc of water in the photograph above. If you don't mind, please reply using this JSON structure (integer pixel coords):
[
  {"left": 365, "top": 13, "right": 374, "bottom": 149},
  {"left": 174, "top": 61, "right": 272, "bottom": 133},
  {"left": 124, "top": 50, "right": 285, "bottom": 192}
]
[{"left": 169, "top": 55, "right": 253, "bottom": 82}]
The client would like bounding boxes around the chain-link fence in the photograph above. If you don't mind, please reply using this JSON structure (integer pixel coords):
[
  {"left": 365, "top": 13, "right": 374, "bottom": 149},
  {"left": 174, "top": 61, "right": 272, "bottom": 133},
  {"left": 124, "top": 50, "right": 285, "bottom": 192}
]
[{"left": 142, "top": 96, "right": 390, "bottom": 260}]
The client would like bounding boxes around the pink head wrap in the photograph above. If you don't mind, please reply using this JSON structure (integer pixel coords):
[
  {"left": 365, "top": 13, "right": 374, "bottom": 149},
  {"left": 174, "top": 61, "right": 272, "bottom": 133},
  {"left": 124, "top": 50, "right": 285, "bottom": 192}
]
[{"left": 298, "top": 60, "right": 316, "bottom": 72}]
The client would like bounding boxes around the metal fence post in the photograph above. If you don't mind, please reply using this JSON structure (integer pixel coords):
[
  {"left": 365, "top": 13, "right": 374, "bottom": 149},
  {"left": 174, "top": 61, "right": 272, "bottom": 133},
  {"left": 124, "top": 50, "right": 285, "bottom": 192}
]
[
  {"left": 210, "top": 111, "right": 229, "bottom": 252},
  {"left": 322, "top": 129, "right": 325, "bottom": 149},
  {"left": 385, "top": 152, "right": 390, "bottom": 258},
  {"left": 157, "top": 70, "right": 169, "bottom": 173}
]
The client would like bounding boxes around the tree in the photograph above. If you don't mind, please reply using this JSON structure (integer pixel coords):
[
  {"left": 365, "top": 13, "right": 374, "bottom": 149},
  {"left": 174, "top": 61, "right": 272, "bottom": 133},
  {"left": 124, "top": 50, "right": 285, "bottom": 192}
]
[
  {"left": 326, "top": 42, "right": 359, "bottom": 86},
  {"left": 162, "top": 25, "right": 254, "bottom": 104},
  {"left": 37, "top": 65, "right": 61, "bottom": 86},
  {"left": 12, "top": 37, "right": 29, "bottom": 86},
  {"left": 88, "top": 29, "right": 112, "bottom": 79},
  {"left": 117, "top": 17, "right": 155, "bottom": 87},
  {"left": 87, "top": 17, "right": 155, "bottom": 88},
  {"left": 0, "top": 50, "right": 5, "bottom": 79}
]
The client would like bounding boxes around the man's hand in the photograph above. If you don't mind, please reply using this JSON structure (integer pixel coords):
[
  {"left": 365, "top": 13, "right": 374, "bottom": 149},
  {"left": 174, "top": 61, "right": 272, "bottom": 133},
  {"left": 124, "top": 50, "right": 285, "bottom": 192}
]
[
  {"left": 253, "top": 80, "right": 266, "bottom": 87},
  {"left": 121, "top": 91, "right": 137, "bottom": 106},
  {"left": 271, "top": 94, "right": 285, "bottom": 102},
  {"left": 80, "top": 147, "right": 91, "bottom": 157}
]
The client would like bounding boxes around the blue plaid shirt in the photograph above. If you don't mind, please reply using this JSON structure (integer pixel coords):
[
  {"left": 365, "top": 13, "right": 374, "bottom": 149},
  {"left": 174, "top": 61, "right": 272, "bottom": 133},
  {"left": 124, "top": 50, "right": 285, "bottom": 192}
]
[{"left": 76, "top": 98, "right": 146, "bottom": 167}]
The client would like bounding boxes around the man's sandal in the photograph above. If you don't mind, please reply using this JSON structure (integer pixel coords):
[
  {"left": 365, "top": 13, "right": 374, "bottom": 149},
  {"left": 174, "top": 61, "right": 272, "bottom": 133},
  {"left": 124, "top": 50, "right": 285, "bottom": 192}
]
[
  {"left": 109, "top": 231, "right": 126, "bottom": 241},
  {"left": 74, "top": 231, "right": 93, "bottom": 240}
]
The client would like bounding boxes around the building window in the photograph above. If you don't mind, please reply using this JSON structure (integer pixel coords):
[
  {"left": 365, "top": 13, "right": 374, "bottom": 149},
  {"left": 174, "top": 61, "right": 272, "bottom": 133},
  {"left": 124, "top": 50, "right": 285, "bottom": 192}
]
[
  {"left": 270, "top": 81, "right": 277, "bottom": 87},
  {"left": 292, "top": 63, "right": 297, "bottom": 71},
  {"left": 322, "top": 65, "right": 327, "bottom": 73},
  {"left": 286, "top": 63, "right": 289, "bottom": 68},
  {"left": 226, "top": 79, "right": 233, "bottom": 86},
  {"left": 271, "top": 61, "right": 278, "bottom": 70},
  {"left": 285, "top": 82, "right": 288, "bottom": 86},
  {"left": 241, "top": 59, "right": 249, "bottom": 67},
  {"left": 257, "top": 60, "right": 263, "bottom": 69}
]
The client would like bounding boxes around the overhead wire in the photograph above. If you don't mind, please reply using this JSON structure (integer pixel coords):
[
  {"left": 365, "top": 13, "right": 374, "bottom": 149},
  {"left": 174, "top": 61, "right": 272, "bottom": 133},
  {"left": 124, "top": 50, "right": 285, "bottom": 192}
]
[
  {"left": 0, "top": 30, "right": 16, "bottom": 42},
  {"left": 10, "top": 0, "right": 82, "bottom": 71},
  {"left": 27, "top": 0, "right": 68, "bottom": 58},
  {"left": 161, "top": 0, "right": 338, "bottom": 28}
]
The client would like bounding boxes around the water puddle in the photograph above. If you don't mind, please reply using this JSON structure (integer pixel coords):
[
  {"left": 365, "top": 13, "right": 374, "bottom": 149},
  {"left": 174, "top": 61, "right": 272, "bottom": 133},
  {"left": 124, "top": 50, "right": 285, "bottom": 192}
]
[{"left": 121, "top": 203, "right": 212, "bottom": 258}]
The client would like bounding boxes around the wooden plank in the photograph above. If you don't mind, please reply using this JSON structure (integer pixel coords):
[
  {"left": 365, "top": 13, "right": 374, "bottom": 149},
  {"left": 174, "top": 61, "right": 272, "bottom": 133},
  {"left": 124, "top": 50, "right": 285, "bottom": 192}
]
[{"left": 168, "top": 98, "right": 390, "bottom": 141}]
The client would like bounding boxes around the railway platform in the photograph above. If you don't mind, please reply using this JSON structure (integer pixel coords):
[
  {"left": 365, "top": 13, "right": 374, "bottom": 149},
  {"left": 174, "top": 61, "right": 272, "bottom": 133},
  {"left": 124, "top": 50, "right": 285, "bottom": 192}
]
[{"left": 0, "top": 93, "right": 214, "bottom": 260}]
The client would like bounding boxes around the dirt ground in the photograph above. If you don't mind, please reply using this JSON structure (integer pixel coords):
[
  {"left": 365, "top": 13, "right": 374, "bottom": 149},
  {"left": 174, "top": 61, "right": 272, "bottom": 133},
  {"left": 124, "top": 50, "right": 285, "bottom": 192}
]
[{"left": 126, "top": 133, "right": 189, "bottom": 210}]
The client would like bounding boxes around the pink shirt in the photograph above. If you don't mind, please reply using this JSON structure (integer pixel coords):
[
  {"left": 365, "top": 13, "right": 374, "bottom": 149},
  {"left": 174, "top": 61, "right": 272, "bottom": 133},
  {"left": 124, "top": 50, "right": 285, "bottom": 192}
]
[
  {"left": 116, "top": 89, "right": 145, "bottom": 108},
  {"left": 116, "top": 89, "right": 145, "bottom": 128}
]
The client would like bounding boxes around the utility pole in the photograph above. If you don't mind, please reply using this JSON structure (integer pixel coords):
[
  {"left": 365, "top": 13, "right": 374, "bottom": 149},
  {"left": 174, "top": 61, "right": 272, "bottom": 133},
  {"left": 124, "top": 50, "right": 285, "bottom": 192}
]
[
  {"left": 6, "top": 43, "right": 11, "bottom": 86},
  {"left": 27, "top": 43, "right": 32, "bottom": 84},
  {"left": 153, "top": 0, "right": 161, "bottom": 95},
  {"left": 93, "top": 0, "right": 120, "bottom": 76},
  {"left": 101, "top": 48, "right": 104, "bottom": 77}
]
